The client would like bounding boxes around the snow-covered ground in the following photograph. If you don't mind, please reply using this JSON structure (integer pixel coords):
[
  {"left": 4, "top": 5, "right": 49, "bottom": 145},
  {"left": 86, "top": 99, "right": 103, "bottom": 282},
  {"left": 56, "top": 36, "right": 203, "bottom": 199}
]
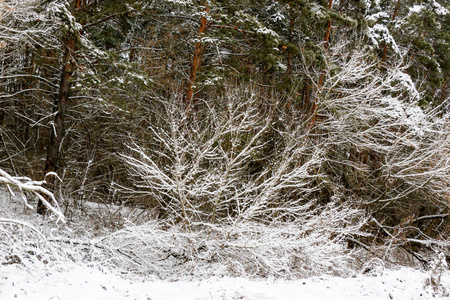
[
  {"left": 0, "top": 187, "right": 449, "bottom": 300},
  {"left": 1, "top": 263, "right": 449, "bottom": 300}
]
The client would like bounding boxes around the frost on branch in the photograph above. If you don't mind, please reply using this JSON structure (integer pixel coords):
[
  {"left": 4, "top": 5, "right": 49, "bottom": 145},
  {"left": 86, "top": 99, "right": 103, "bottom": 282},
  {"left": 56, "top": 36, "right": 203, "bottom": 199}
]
[
  {"left": 0, "top": 170, "right": 67, "bottom": 270},
  {"left": 425, "top": 252, "right": 449, "bottom": 297},
  {"left": 305, "top": 42, "right": 449, "bottom": 253},
  {"left": 100, "top": 204, "right": 367, "bottom": 279},
  {"left": 0, "top": 168, "right": 65, "bottom": 223},
  {"left": 117, "top": 86, "right": 369, "bottom": 278},
  {"left": 121, "top": 89, "right": 324, "bottom": 226},
  {"left": 367, "top": 24, "right": 401, "bottom": 56}
]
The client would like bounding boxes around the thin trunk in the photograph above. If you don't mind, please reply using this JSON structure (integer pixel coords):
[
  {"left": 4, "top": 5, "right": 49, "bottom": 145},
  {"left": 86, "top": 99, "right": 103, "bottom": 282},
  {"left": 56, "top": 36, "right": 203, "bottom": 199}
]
[
  {"left": 0, "top": 98, "right": 4, "bottom": 126},
  {"left": 308, "top": 75, "right": 325, "bottom": 130},
  {"left": 309, "top": 0, "right": 333, "bottom": 129},
  {"left": 303, "top": 80, "right": 310, "bottom": 111},
  {"left": 286, "top": 9, "right": 295, "bottom": 74},
  {"left": 381, "top": 45, "right": 388, "bottom": 63},
  {"left": 38, "top": 0, "right": 83, "bottom": 215},
  {"left": 185, "top": 4, "right": 211, "bottom": 113},
  {"left": 37, "top": 39, "right": 75, "bottom": 215},
  {"left": 323, "top": 0, "right": 333, "bottom": 50},
  {"left": 440, "top": 75, "right": 448, "bottom": 104},
  {"left": 392, "top": 0, "right": 401, "bottom": 22},
  {"left": 75, "top": 0, "right": 82, "bottom": 9}
]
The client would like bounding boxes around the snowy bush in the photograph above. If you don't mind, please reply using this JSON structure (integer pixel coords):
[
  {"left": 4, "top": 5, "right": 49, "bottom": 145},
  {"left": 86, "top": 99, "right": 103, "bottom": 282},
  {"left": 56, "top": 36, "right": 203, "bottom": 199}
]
[
  {"left": 0, "top": 217, "right": 62, "bottom": 271},
  {"left": 0, "top": 169, "right": 68, "bottom": 270},
  {"left": 116, "top": 42, "right": 449, "bottom": 278},
  {"left": 121, "top": 87, "right": 322, "bottom": 226},
  {"left": 425, "top": 251, "right": 449, "bottom": 297},
  {"left": 99, "top": 202, "right": 367, "bottom": 279},
  {"left": 305, "top": 43, "right": 450, "bottom": 245}
]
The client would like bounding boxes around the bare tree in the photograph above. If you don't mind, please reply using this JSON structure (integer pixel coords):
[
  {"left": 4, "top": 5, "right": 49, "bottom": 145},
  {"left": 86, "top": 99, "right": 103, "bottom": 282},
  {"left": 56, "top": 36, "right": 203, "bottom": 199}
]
[
  {"left": 303, "top": 42, "right": 449, "bottom": 252},
  {"left": 122, "top": 87, "right": 323, "bottom": 227}
]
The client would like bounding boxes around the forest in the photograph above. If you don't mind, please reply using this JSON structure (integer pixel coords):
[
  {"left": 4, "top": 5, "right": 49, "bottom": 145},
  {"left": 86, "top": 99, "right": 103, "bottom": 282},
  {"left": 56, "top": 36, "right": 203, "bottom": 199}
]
[{"left": 0, "top": 0, "right": 449, "bottom": 297}]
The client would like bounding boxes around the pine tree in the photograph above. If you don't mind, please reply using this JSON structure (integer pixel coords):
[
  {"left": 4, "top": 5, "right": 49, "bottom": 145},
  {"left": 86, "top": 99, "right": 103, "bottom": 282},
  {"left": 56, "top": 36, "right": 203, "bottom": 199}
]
[{"left": 365, "top": 0, "right": 449, "bottom": 107}]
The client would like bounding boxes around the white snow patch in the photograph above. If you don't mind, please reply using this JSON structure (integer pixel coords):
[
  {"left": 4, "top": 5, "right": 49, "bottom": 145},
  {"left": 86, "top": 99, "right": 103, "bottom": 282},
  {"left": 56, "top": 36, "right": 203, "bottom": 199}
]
[
  {"left": 431, "top": 0, "right": 449, "bottom": 15},
  {"left": 257, "top": 27, "right": 279, "bottom": 39},
  {"left": 164, "top": 0, "right": 193, "bottom": 5},
  {"left": 366, "top": 11, "right": 389, "bottom": 22},
  {"left": 310, "top": 3, "right": 326, "bottom": 19},
  {"left": 1, "top": 264, "right": 448, "bottom": 300},
  {"left": 277, "top": 62, "right": 287, "bottom": 71},
  {"left": 380, "top": 96, "right": 427, "bottom": 136},
  {"left": 410, "top": 4, "right": 426, "bottom": 14},
  {"left": 204, "top": 76, "right": 223, "bottom": 86},
  {"left": 271, "top": 11, "right": 286, "bottom": 22},
  {"left": 410, "top": 2, "right": 448, "bottom": 16},
  {"left": 394, "top": 70, "right": 421, "bottom": 100}
]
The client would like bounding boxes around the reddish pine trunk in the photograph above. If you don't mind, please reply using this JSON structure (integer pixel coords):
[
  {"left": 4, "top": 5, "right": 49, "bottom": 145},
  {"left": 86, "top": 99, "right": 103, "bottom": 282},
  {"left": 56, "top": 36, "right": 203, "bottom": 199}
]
[
  {"left": 185, "top": 5, "right": 211, "bottom": 113},
  {"left": 309, "top": 0, "right": 333, "bottom": 129},
  {"left": 382, "top": 0, "right": 401, "bottom": 62},
  {"left": 323, "top": 0, "right": 333, "bottom": 50}
]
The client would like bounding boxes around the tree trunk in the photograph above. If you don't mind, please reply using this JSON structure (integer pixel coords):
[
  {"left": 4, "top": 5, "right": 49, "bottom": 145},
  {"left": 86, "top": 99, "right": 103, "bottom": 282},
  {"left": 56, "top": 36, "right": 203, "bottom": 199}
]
[
  {"left": 185, "top": 3, "right": 211, "bottom": 113},
  {"left": 382, "top": 0, "right": 401, "bottom": 62},
  {"left": 323, "top": 0, "right": 333, "bottom": 50},
  {"left": 37, "top": 39, "right": 76, "bottom": 215},
  {"left": 286, "top": 8, "right": 296, "bottom": 75},
  {"left": 440, "top": 75, "right": 448, "bottom": 104},
  {"left": 309, "top": 0, "right": 333, "bottom": 129}
]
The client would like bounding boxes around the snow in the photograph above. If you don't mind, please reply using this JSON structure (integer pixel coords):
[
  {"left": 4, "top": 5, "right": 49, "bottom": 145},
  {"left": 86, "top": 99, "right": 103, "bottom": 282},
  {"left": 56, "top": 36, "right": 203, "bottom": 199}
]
[
  {"left": 271, "top": 11, "right": 285, "bottom": 22},
  {"left": 362, "top": 0, "right": 372, "bottom": 10},
  {"left": 367, "top": 24, "right": 401, "bottom": 55},
  {"left": 0, "top": 178, "right": 449, "bottom": 300},
  {"left": 204, "top": 76, "right": 223, "bottom": 85},
  {"left": 256, "top": 27, "right": 279, "bottom": 39},
  {"left": 310, "top": 3, "right": 326, "bottom": 19},
  {"left": 431, "top": 1, "right": 449, "bottom": 15},
  {"left": 379, "top": 96, "right": 427, "bottom": 136},
  {"left": 409, "top": 2, "right": 448, "bottom": 16},
  {"left": 164, "top": 0, "right": 193, "bottom": 6},
  {"left": 366, "top": 12, "right": 389, "bottom": 22},
  {"left": 1, "top": 264, "right": 449, "bottom": 300},
  {"left": 410, "top": 5, "right": 426, "bottom": 14},
  {"left": 394, "top": 70, "right": 421, "bottom": 101},
  {"left": 277, "top": 61, "right": 287, "bottom": 71}
]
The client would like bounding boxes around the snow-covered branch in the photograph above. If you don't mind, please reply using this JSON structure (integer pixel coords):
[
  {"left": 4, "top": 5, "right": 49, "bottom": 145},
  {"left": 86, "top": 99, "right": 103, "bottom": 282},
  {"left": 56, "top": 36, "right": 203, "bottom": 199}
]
[
  {"left": 121, "top": 87, "right": 325, "bottom": 225},
  {"left": 304, "top": 42, "right": 449, "bottom": 246},
  {"left": 0, "top": 168, "right": 65, "bottom": 223}
]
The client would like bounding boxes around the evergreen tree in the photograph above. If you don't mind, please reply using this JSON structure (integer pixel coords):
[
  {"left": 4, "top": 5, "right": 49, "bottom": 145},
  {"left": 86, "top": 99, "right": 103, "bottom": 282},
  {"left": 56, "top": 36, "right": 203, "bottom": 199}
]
[{"left": 365, "top": 0, "right": 449, "bottom": 108}]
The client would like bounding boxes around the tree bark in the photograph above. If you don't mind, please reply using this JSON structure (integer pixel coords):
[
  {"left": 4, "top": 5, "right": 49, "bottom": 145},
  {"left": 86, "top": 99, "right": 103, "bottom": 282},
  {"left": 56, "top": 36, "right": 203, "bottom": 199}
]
[
  {"left": 185, "top": 3, "right": 211, "bottom": 114},
  {"left": 382, "top": 0, "right": 401, "bottom": 62},
  {"left": 323, "top": 0, "right": 333, "bottom": 50},
  {"left": 37, "top": 39, "right": 76, "bottom": 215},
  {"left": 286, "top": 8, "right": 296, "bottom": 75},
  {"left": 309, "top": 0, "right": 333, "bottom": 129}
]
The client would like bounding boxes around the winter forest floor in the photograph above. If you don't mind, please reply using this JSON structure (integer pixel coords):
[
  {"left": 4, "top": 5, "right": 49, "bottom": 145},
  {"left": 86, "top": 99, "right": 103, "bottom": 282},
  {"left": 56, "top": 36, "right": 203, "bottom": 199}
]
[
  {"left": 2, "top": 264, "right": 450, "bottom": 300},
  {"left": 0, "top": 188, "right": 449, "bottom": 300}
]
